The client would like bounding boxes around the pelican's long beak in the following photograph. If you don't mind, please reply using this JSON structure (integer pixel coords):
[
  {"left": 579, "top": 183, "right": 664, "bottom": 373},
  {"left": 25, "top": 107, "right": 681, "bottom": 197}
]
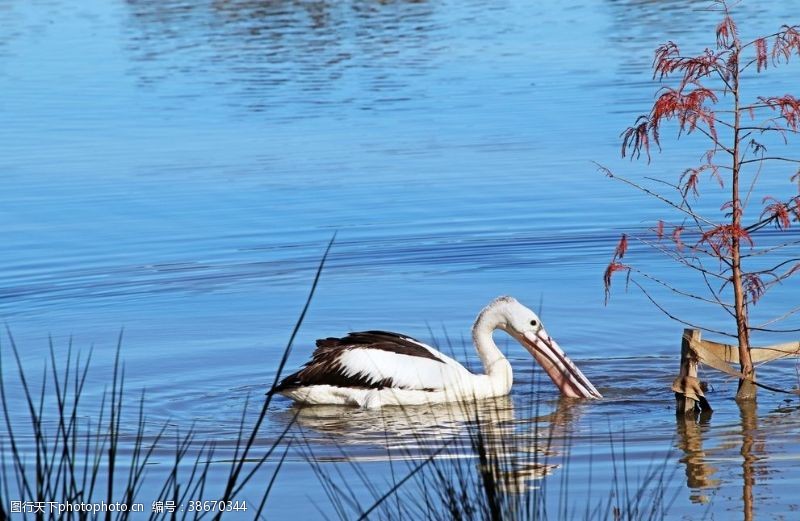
[{"left": 518, "top": 329, "right": 602, "bottom": 399}]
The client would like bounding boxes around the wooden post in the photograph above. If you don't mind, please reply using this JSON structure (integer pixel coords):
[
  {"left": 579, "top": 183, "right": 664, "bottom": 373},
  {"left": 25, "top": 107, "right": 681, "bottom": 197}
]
[{"left": 675, "top": 328, "right": 701, "bottom": 415}]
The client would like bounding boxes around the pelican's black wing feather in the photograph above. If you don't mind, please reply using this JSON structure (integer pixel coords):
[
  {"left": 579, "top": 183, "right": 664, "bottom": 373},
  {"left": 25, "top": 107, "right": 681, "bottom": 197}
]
[{"left": 270, "top": 330, "right": 443, "bottom": 394}]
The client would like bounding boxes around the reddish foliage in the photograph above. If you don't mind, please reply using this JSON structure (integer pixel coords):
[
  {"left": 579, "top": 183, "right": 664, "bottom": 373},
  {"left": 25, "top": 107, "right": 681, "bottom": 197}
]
[
  {"left": 761, "top": 196, "right": 792, "bottom": 229},
  {"left": 680, "top": 163, "right": 723, "bottom": 197},
  {"left": 672, "top": 225, "right": 685, "bottom": 251},
  {"left": 613, "top": 234, "right": 628, "bottom": 260},
  {"left": 772, "top": 25, "right": 800, "bottom": 64},
  {"left": 603, "top": 262, "right": 630, "bottom": 303},
  {"left": 755, "top": 38, "right": 768, "bottom": 72},
  {"left": 716, "top": 15, "right": 738, "bottom": 48},
  {"left": 653, "top": 41, "right": 723, "bottom": 81},
  {"left": 623, "top": 85, "right": 719, "bottom": 160},
  {"left": 652, "top": 86, "right": 718, "bottom": 138},
  {"left": 709, "top": 164, "right": 723, "bottom": 187},
  {"left": 724, "top": 52, "right": 738, "bottom": 83},
  {"left": 624, "top": 37, "right": 729, "bottom": 162},
  {"left": 680, "top": 50, "right": 725, "bottom": 84},
  {"left": 653, "top": 41, "right": 681, "bottom": 79},
  {"left": 699, "top": 224, "right": 754, "bottom": 256},
  {"left": 720, "top": 200, "right": 742, "bottom": 220},
  {"left": 621, "top": 117, "right": 651, "bottom": 160},
  {"left": 741, "top": 273, "right": 765, "bottom": 304},
  {"left": 607, "top": 3, "right": 800, "bottom": 337},
  {"left": 681, "top": 168, "right": 700, "bottom": 197},
  {"left": 759, "top": 95, "right": 800, "bottom": 131}
]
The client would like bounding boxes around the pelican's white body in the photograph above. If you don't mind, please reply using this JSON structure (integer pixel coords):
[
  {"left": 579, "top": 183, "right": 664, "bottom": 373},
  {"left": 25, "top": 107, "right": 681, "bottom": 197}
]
[{"left": 281, "top": 344, "right": 513, "bottom": 409}]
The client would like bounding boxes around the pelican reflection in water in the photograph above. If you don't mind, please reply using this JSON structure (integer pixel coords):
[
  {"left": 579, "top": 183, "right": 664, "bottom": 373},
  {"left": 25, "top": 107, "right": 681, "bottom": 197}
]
[{"left": 291, "top": 395, "right": 587, "bottom": 492}]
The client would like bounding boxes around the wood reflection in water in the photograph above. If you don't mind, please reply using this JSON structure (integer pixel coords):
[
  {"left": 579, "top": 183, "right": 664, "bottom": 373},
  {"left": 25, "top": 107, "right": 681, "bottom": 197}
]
[
  {"left": 675, "top": 400, "right": 770, "bottom": 520},
  {"left": 738, "top": 400, "right": 759, "bottom": 521},
  {"left": 675, "top": 410, "right": 718, "bottom": 504}
]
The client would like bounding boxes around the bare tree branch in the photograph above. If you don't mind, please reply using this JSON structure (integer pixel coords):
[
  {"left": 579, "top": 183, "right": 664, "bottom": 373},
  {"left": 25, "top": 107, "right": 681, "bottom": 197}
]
[
  {"left": 630, "top": 279, "right": 737, "bottom": 338},
  {"left": 753, "top": 305, "right": 800, "bottom": 329},
  {"left": 749, "top": 325, "right": 800, "bottom": 333},
  {"left": 737, "top": 126, "right": 799, "bottom": 135},
  {"left": 693, "top": 125, "right": 736, "bottom": 155},
  {"left": 750, "top": 257, "right": 800, "bottom": 276},
  {"left": 741, "top": 239, "right": 800, "bottom": 258},
  {"left": 627, "top": 265, "right": 735, "bottom": 308},
  {"left": 740, "top": 156, "right": 800, "bottom": 166},
  {"left": 635, "top": 235, "right": 731, "bottom": 279},
  {"left": 596, "top": 163, "right": 719, "bottom": 227},
  {"left": 742, "top": 144, "right": 766, "bottom": 210}
]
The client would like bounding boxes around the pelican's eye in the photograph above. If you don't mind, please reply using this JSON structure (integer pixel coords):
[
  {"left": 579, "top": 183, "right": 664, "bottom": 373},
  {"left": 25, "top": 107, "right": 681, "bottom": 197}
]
[{"left": 530, "top": 319, "right": 538, "bottom": 327}]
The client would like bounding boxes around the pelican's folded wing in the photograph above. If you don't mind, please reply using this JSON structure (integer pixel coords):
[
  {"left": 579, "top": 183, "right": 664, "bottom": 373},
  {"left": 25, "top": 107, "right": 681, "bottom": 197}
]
[{"left": 272, "top": 331, "right": 468, "bottom": 393}]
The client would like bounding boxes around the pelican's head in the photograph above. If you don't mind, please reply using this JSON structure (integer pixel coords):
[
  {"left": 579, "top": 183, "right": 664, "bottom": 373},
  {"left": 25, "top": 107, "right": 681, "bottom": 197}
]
[{"left": 479, "top": 296, "right": 602, "bottom": 399}]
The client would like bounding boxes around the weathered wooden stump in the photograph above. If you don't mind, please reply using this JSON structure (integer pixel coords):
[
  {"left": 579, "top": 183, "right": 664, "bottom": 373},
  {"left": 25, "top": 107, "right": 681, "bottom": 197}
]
[{"left": 673, "top": 329, "right": 711, "bottom": 415}]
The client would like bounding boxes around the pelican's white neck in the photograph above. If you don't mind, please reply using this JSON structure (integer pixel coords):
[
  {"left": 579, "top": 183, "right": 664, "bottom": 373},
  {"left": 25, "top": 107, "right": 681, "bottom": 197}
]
[{"left": 471, "top": 303, "right": 511, "bottom": 378}]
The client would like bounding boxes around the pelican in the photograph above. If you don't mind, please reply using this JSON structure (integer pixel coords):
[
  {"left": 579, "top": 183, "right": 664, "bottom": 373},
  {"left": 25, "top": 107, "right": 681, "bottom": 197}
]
[{"left": 271, "top": 296, "right": 602, "bottom": 408}]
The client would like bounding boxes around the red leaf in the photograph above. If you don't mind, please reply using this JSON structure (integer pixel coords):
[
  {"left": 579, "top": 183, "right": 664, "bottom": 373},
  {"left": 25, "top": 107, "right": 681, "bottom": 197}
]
[
  {"left": 621, "top": 116, "right": 652, "bottom": 160},
  {"left": 759, "top": 95, "right": 800, "bottom": 131},
  {"left": 772, "top": 25, "right": 800, "bottom": 65},
  {"left": 699, "top": 224, "right": 754, "bottom": 256},
  {"left": 653, "top": 41, "right": 681, "bottom": 79},
  {"left": 720, "top": 200, "right": 742, "bottom": 220},
  {"left": 671, "top": 49, "right": 725, "bottom": 82},
  {"left": 755, "top": 38, "right": 768, "bottom": 72},
  {"left": 716, "top": 15, "right": 738, "bottom": 48},
  {"left": 603, "top": 262, "right": 630, "bottom": 304},
  {"left": 672, "top": 225, "right": 685, "bottom": 251},
  {"left": 613, "top": 234, "right": 628, "bottom": 260},
  {"left": 681, "top": 168, "right": 700, "bottom": 197},
  {"left": 761, "top": 196, "right": 792, "bottom": 229},
  {"left": 656, "top": 220, "right": 665, "bottom": 240},
  {"left": 742, "top": 273, "right": 765, "bottom": 305},
  {"left": 682, "top": 162, "right": 723, "bottom": 191},
  {"left": 650, "top": 86, "right": 718, "bottom": 140}
]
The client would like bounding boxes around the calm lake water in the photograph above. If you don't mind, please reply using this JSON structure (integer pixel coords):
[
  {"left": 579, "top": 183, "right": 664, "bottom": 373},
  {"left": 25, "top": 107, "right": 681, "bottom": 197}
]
[{"left": 2, "top": 0, "right": 800, "bottom": 518}]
